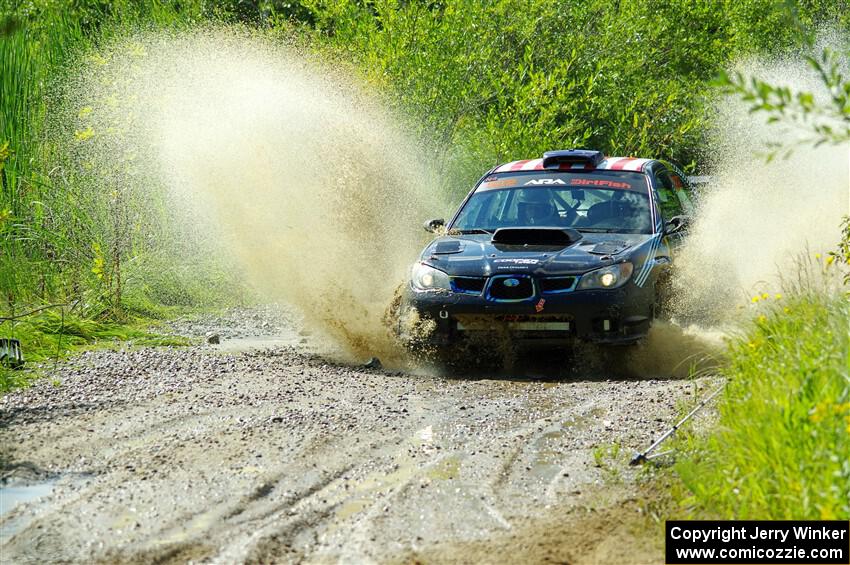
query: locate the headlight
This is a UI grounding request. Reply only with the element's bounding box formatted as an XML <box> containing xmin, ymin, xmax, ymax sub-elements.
<box><xmin>576</xmin><ymin>262</ymin><xmax>634</xmax><ymax>290</ymax></box>
<box><xmin>411</xmin><ymin>263</ymin><xmax>451</xmax><ymax>291</ymax></box>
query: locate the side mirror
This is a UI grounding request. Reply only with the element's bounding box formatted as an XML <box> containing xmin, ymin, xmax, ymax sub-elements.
<box><xmin>663</xmin><ymin>215</ymin><xmax>691</xmax><ymax>235</ymax></box>
<box><xmin>423</xmin><ymin>218</ymin><xmax>445</xmax><ymax>233</ymax></box>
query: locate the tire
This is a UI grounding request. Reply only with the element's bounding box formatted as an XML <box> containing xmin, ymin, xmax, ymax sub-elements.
<box><xmin>653</xmin><ymin>271</ymin><xmax>674</xmax><ymax>322</ymax></box>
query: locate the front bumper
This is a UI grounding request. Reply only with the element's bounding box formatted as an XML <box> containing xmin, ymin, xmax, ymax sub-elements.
<box><xmin>400</xmin><ymin>281</ymin><xmax>654</xmax><ymax>346</ymax></box>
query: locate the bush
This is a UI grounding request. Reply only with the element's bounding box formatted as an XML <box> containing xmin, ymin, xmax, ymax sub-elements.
<box><xmin>302</xmin><ymin>0</ymin><xmax>850</xmax><ymax>195</ymax></box>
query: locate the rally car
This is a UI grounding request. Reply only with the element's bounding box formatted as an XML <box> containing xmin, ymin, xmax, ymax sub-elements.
<box><xmin>397</xmin><ymin>149</ymin><xmax>695</xmax><ymax>348</ymax></box>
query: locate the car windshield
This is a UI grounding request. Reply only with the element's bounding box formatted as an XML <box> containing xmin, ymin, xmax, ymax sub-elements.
<box><xmin>451</xmin><ymin>172</ymin><xmax>653</xmax><ymax>234</ymax></box>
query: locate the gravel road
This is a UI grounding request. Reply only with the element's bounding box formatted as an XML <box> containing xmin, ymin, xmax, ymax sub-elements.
<box><xmin>0</xmin><ymin>307</ymin><xmax>719</xmax><ymax>564</ymax></box>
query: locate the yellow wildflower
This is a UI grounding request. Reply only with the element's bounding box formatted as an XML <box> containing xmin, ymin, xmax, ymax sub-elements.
<box><xmin>129</xmin><ymin>42</ymin><xmax>147</xmax><ymax>58</ymax></box>
<box><xmin>761</xmin><ymin>292</ymin><xmax>769</xmax><ymax>300</ymax></box>
<box><xmin>751</xmin><ymin>296</ymin><xmax>760</xmax><ymax>303</ymax></box>
<box><xmin>74</xmin><ymin>126</ymin><xmax>94</xmax><ymax>141</ymax></box>
<box><xmin>826</xmin><ymin>255</ymin><xmax>835</xmax><ymax>266</ymax></box>
<box><xmin>815</xmin><ymin>253</ymin><xmax>822</xmax><ymax>259</ymax></box>
<box><xmin>774</xmin><ymin>293</ymin><xmax>782</xmax><ymax>300</ymax></box>
<box><xmin>757</xmin><ymin>314</ymin><xmax>767</xmax><ymax>323</ymax></box>
<box><xmin>820</xmin><ymin>507</ymin><xmax>837</xmax><ymax>520</ymax></box>
<box><xmin>88</xmin><ymin>53</ymin><xmax>107</xmax><ymax>66</ymax></box>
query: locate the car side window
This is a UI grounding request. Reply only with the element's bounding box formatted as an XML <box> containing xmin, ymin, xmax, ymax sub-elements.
<box><xmin>654</xmin><ymin>169</ymin><xmax>684</xmax><ymax>220</ymax></box>
<box><xmin>455</xmin><ymin>189</ymin><xmax>509</xmax><ymax>229</ymax></box>
<box><xmin>667</xmin><ymin>171</ymin><xmax>695</xmax><ymax>214</ymax></box>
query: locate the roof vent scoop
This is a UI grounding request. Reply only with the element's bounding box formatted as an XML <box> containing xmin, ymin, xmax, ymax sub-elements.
<box><xmin>542</xmin><ymin>149</ymin><xmax>604</xmax><ymax>170</ymax></box>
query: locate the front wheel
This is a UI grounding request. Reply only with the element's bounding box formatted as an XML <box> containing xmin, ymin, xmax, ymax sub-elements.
<box><xmin>653</xmin><ymin>272</ymin><xmax>675</xmax><ymax>322</ymax></box>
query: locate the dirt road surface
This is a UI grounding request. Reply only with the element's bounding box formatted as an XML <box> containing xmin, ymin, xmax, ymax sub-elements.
<box><xmin>0</xmin><ymin>308</ymin><xmax>717</xmax><ymax>564</ymax></box>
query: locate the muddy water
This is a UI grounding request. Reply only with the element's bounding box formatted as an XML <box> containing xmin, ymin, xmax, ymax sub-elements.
<box><xmin>0</xmin><ymin>480</ymin><xmax>57</xmax><ymax>543</ymax></box>
<box><xmin>61</xmin><ymin>29</ymin><xmax>446</xmax><ymax>363</ymax></box>
<box><xmin>0</xmin><ymin>312</ymin><xmax>718</xmax><ymax>564</ymax></box>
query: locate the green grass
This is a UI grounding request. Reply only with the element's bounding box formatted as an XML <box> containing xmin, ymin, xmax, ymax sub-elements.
<box><xmin>0</xmin><ymin>309</ymin><xmax>191</xmax><ymax>392</ymax></box>
<box><xmin>1</xmin><ymin>1</ymin><xmax>242</xmax><ymax>393</ymax></box>
<box><xmin>676</xmin><ymin>269</ymin><xmax>850</xmax><ymax>519</ymax></box>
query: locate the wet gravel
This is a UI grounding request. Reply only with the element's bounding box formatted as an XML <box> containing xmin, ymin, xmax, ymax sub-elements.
<box><xmin>0</xmin><ymin>308</ymin><xmax>719</xmax><ymax>564</ymax></box>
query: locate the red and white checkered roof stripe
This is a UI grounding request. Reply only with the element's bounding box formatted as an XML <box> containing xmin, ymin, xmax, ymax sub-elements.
<box><xmin>493</xmin><ymin>156</ymin><xmax>651</xmax><ymax>173</ymax></box>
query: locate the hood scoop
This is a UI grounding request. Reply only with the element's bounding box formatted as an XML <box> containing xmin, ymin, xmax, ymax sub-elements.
<box><xmin>491</xmin><ymin>227</ymin><xmax>582</xmax><ymax>247</ymax></box>
<box><xmin>587</xmin><ymin>240</ymin><xmax>631</xmax><ymax>255</ymax></box>
<box><xmin>432</xmin><ymin>240</ymin><xmax>464</xmax><ymax>254</ymax></box>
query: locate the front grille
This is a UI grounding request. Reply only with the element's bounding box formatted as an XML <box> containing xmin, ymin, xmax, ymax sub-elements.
<box><xmin>540</xmin><ymin>276</ymin><xmax>578</xmax><ymax>293</ymax></box>
<box><xmin>488</xmin><ymin>275</ymin><xmax>534</xmax><ymax>301</ymax></box>
<box><xmin>452</xmin><ymin>276</ymin><xmax>486</xmax><ymax>294</ymax></box>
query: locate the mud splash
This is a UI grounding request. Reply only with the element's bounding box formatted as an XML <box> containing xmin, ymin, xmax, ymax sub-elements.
<box><xmin>630</xmin><ymin>46</ymin><xmax>849</xmax><ymax>376</ymax></box>
<box><xmin>62</xmin><ymin>29</ymin><xmax>446</xmax><ymax>362</ymax></box>
<box><xmin>673</xmin><ymin>49</ymin><xmax>849</xmax><ymax>323</ymax></box>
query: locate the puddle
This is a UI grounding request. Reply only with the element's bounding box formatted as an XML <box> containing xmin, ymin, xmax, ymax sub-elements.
<box><xmin>0</xmin><ymin>479</ymin><xmax>58</xmax><ymax>543</ymax></box>
<box><xmin>0</xmin><ymin>480</ymin><xmax>58</xmax><ymax>517</ymax></box>
<box><xmin>335</xmin><ymin>498</ymin><xmax>370</xmax><ymax>520</ymax></box>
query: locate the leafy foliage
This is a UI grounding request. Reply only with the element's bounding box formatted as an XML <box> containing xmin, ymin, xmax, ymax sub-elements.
<box><xmin>832</xmin><ymin>216</ymin><xmax>850</xmax><ymax>284</ymax></box>
<box><xmin>299</xmin><ymin>0</ymin><xmax>849</xmax><ymax>194</ymax></box>
<box><xmin>718</xmin><ymin>47</ymin><xmax>850</xmax><ymax>157</ymax></box>
<box><xmin>677</xmin><ymin>282</ymin><xmax>850</xmax><ymax>519</ymax></box>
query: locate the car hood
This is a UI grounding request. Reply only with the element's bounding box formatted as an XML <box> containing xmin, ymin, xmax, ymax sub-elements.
<box><xmin>419</xmin><ymin>232</ymin><xmax>654</xmax><ymax>277</ymax></box>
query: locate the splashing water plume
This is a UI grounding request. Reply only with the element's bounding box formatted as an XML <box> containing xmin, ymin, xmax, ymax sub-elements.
<box><xmin>673</xmin><ymin>50</ymin><xmax>849</xmax><ymax>322</ymax></box>
<box><xmin>62</xmin><ymin>29</ymin><xmax>847</xmax><ymax>374</ymax></box>
<box><xmin>65</xmin><ymin>29</ymin><xmax>444</xmax><ymax>362</ymax></box>
<box><xmin>630</xmin><ymin>46</ymin><xmax>849</xmax><ymax>374</ymax></box>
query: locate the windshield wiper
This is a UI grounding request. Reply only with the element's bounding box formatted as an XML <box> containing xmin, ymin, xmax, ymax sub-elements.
<box><xmin>456</xmin><ymin>228</ymin><xmax>493</xmax><ymax>234</ymax></box>
<box><xmin>575</xmin><ymin>227</ymin><xmax>620</xmax><ymax>233</ymax></box>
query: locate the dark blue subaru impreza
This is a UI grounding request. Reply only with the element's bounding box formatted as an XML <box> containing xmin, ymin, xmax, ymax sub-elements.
<box><xmin>397</xmin><ymin>149</ymin><xmax>695</xmax><ymax>348</ymax></box>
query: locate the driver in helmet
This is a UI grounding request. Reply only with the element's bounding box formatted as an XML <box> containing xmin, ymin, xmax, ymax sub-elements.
<box><xmin>516</xmin><ymin>189</ymin><xmax>560</xmax><ymax>226</ymax></box>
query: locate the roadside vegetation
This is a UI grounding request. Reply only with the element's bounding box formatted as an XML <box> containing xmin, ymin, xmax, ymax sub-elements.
<box><xmin>673</xmin><ymin>46</ymin><xmax>850</xmax><ymax>520</ymax></box>
<box><xmin>1</xmin><ymin>1</ymin><xmax>240</xmax><ymax>384</ymax></box>
<box><xmin>677</xmin><ymin>257</ymin><xmax>849</xmax><ymax>519</ymax></box>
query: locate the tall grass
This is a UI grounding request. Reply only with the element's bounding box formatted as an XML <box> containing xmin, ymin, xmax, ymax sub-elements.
<box><xmin>1</xmin><ymin>2</ymin><xmax>237</xmax><ymax>388</ymax></box>
<box><xmin>0</xmin><ymin>1</ymin><xmax>219</xmax><ymax>316</ymax></box>
<box><xmin>1</xmin><ymin>8</ymin><xmax>85</xmax><ymax>309</ymax></box>
<box><xmin>677</xmin><ymin>260</ymin><xmax>850</xmax><ymax>519</ymax></box>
